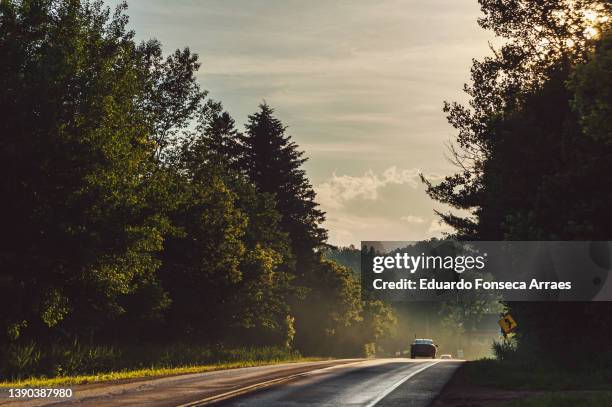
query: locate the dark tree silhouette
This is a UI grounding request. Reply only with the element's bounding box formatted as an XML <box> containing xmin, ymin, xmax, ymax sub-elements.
<box><xmin>422</xmin><ymin>0</ymin><xmax>612</xmax><ymax>364</ymax></box>
<box><xmin>238</xmin><ymin>103</ymin><xmax>328</xmax><ymax>268</ymax></box>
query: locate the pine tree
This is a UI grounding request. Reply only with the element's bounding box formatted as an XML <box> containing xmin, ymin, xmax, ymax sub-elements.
<box><xmin>238</xmin><ymin>103</ymin><xmax>327</xmax><ymax>268</ymax></box>
<box><xmin>189</xmin><ymin>100</ymin><xmax>242</xmax><ymax>170</ymax></box>
<box><xmin>158</xmin><ymin>101</ymin><xmax>296</xmax><ymax>344</ymax></box>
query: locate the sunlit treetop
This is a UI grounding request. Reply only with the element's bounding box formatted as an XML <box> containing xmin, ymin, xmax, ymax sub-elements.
<box><xmin>477</xmin><ymin>0</ymin><xmax>611</xmax><ymax>88</ymax></box>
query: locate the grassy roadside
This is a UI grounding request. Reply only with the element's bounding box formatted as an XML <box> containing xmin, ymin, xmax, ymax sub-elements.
<box><xmin>433</xmin><ymin>359</ymin><xmax>612</xmax><ymax>406</ymax></box>
<box><xmin>461</xmin><ymin>359</ymin><xmax>612</xmax><ymax>391</ymax></box>
<box><xmin>0</xmin><ymin>357</ymin><xmax>323</xmax><ymax>388</ymax></box>
<box><xmin>0</xmin><ymin>343</ymin><xmax>324</xmax><ymax>388</ymax></box>
<box><xmin>499</xmin><ymin>392</ymin><xmax>612</xmax><ymax>407</ymax></box>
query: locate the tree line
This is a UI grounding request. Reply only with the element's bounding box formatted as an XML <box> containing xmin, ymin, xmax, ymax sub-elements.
<box><xmin>0</xmin><ymin>0</ymin><xmax>395</xmax><ymax>365</ymax></box>
<box><xmin>423</xmin><ymin>0</ymin><xmax>612</xmax><ymax>366</ymax></box>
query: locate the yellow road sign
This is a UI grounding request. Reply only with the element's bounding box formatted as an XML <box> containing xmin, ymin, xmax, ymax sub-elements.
<box><xmin>498</xmin><ymin>314</ymin><xmax>517</xmax><ymax>334</ymax></box>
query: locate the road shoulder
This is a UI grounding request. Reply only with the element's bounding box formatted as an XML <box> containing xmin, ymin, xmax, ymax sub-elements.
<box><xmin>0</xmin><ymin>359</ymin><xmax>364</xmax><ymax>407</ymax></box>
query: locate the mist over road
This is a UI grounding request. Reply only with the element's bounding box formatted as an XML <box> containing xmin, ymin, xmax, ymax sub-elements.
<box><xmin>1</xmin><ymin>359</ymin><xmax>461</xmax><ymax>407</ymax></box>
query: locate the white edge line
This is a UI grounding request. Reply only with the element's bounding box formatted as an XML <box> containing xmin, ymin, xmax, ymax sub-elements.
<box><xmin>175</xmin><ymin>360</ymin><xmax>367</xmax><ymax>407</ymax></box>
<box><xmin>365</xmin><ymin>361</ymin><xmax>440</xmax><ymax>407</ymax></box>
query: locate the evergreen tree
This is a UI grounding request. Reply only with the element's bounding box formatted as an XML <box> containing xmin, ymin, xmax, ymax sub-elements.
<box><xmin>159</xmin><ymin>103</ymin><xmax>296</xmax><ymax>344</ymax></box>
<box><xmin>191</xmin><ymin>99</ymin><xmax>242</xmax><ymax>170</ymax></box>
<box><xmin>237</xmin><ymin>104</ymin><xmax>391</xmax><ymax>354</ymax></box>
<box><xmin>238</xmin><ymin>103</ymin><xmax>327</xmax><ymax>268</ymax></box>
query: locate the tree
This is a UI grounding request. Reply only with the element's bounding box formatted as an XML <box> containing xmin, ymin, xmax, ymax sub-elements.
<box><xmin>0</xmin><ymin>0</ymin><xmax>152</xmax><ymax>342</ymax></box>
<box><xmin>157</xmin><ymin>102</ymin><xmax>296</xmax><ymax>345</ymax></box>
<box><xmin>235</xmin><ymin>104</ymin><xmax>397</xmax><ymax>355</ymax></box>
<box><xmin>0</xmin><ymin>0</ymin><xmax>396</xmax><ymax>364</ymax></box>
<box><xmin>569</xmin><ymin>30</ymin><xmax>612</xmax><ymax>144</ymax></box>
<box><xmin>323</xmin><ymin>245</ymin><xmax>361</xmax><ymax>277</ymax></box>
<box><xmin>421</xmin><ymin>0</ymin><xmax>612</xmax><ymax>364</ymax></box>
<box><xmin>422</xmin><ymin>0</ymin><xmax>610</xmax><ymax>240</ymax></box>
<box><xmin>192</xmin><ymin>100</ymin><xmax>242</xmax><ymax>170</ymax></box>
<box><xmin>291</xmin><ymin>260</ymin><xmax>362</xmax><ymax>354</ymax></box>
<box><xmin>0</xmin><ymin>0</ymin><xmax>207</xmax><ymax>344</ymax></box>
<box><xmin>238</xmin><ymin>103</ymin><xmax>327</xmax><ymax>267</ymax></box>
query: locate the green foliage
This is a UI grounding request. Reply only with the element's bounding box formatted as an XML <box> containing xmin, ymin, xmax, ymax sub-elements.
<box><xmin>462</xmin><ymin>358</ymin><xmax>612</xmax><ymax>391</ymax></box>
<box><xmin>323</xmin><ymin>245</ymin><xmax>361</xmax><ymax>277</ymax></box>
<box><xmin>293</xmin><ymin>260</ymin><xmax>396</xmax><ymax>357</ymax></box>
<box><xmin>293</xmin><ymin>259</ymin><xmax>363</xmax><ymax>354</ymax></box>
<box><xmin>569</xmin><ymin>31</ymin><xmax>612</xmax><ymax>143</ymax></box>
<box><xmin>158</xmin><ymin>100</ymin><xmax>296</xmax><ymax>345</ymax></box>
<box><xmin>0</xmin><ymin>0</ymin><xmax>396</xmax><ymax>382</ymax></box>
<box><xmin>238</xmin><ymin>103</ymin><xmax>328</xmax><ymax>260</ymax></box>
<box><xmin>232</xmin><ymin>104</ymin><xmax>388</xmax><ymax>354</ymax></box>
<box><xmin>422</xmin><ymin>0</ymin><xmax>612</xmax><ymax>366</ymax></box>
<box><xmin>159</xmin><ymin>171</ymin><xmax>247</xmax><ymax>336</ymax></box>
<box><xmin>4</xmin><ymin>343</ymin><xmax>42</xmax><ymax>380</ymax></box>
<box><xmin>0</xmin><ymin>0</ymin><xmax>180</xmax><ymax>339</ymax></box>
<box><xmin>499</xmin><ymin>393</ymin><xmax>612</xmax><ymax>407</ymax></box>
<box><xmin>359</xmin><ymin>300</ymin><xmax>397</xmax><ymax>355</ymax></box>
<box><xmin>492</xmin><ymin>337</ymin><xmax>517</xmax><ymax>361</ymax></box>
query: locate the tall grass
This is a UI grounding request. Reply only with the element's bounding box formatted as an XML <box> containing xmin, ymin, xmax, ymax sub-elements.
<box><xmin>0</xmin><ymin>342</ymin><xmax>303</xmax><ymax>383</ymax></box>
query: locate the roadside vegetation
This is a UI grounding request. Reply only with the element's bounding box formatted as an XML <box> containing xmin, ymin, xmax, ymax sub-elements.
<box><xmin>436</xmin><ymin>351</ymin><xmax>612</xmax><ymax>406</ymax></box>
<box><xmin>499</xmin><ymin>393</ymin><xmax>612</xmax><ymax>407</ymax></box>
<box><xmin>462</xmin><ymin>358</ymin><xmax>612</xmax><ymax>391</ymax></box>
<box><xmin>0</xmin><ymin>344</ymin><xmax>314</xmax><ymax>387</ymax></box>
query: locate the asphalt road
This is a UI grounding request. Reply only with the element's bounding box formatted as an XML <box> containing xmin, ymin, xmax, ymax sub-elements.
<box><xmin>1</xmin><ymin>359</ymin><xmax>461</xmax><ymax>407</ymax></box>
<box><xmin>218</xmin><ymin>359</ymin><xmax>462</xmax><ymax>407</ymax></box>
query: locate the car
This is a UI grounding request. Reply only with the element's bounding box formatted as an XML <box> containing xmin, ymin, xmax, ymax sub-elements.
<box><xmin>410</xmin><ymin>338</ymin><xmax>437</xmax><ymax>359</ymax></box>
<box><xmin>440</xmin><ymin>354</ymin><xmax>453</xmax><ymax>359</ymax></box>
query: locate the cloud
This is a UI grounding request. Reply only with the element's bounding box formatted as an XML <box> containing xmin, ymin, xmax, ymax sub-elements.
<box><xmin>325</xmin><ymin>214</ymin><xmax>430</xmax><ymax>247</ymax></box>
<box><xmin>315</xmin><ymin>167</ymin><xmax>421</xmax><ymax>209</ymax></box>
<box><xmin>427</xmin><ymin>219</ymin><xmax>454</xmax><ymax>236</ymax></box>
<box><xmin>400</xmin><ymin>215</ymin><xmax>426</xmax><ymax>224</ymax></box>
<box><xmin>314</xmin><ymin>167</ymin><xmax>460</xmax><ymax>246</ymax></box>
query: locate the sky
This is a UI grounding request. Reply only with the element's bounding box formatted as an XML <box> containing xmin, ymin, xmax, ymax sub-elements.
<box><xmin>107</xmin><ymin>0</ymin><xmax>495</xmax><ymax>247</ymax></box>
